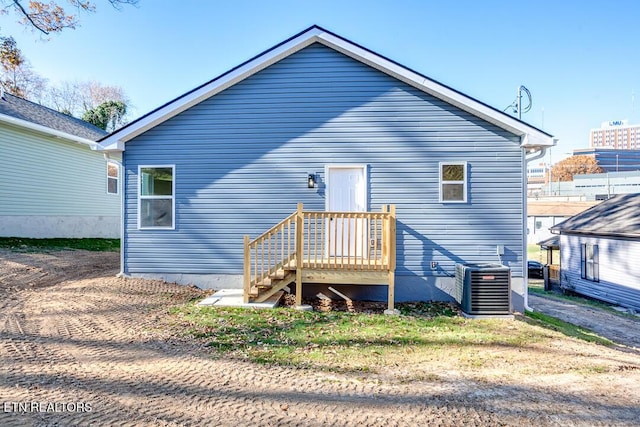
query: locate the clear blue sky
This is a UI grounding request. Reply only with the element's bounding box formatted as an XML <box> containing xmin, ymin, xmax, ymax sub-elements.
<box><xmin>3</xmin><ymin>0</ymin><xmax>640</xmax><ymax>162</ymax></box>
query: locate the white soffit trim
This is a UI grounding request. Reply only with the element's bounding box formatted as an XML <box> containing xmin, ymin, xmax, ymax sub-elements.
<box><xmin>317</xmin><ymin>32</ymin><xmax>553</xmax><ymax>146</ymax></box>
<box><xmin>100</xmin><ymin>26</ymin><xmax>554</xmax><ymax>151</ymax></box>
<box><xmin>100</xmin><ymin>28</ymin><xmax>326</xmax><ymax>150</ymax></box>
<box><xmin>521</xmin><ymin>133</ymin><xmax>558</xmax><ymax>149</ymax></box>
<box><xmin>0</xmin><ymin>112</ymin><xmax>99</xmax><ymax>149</ymax></box>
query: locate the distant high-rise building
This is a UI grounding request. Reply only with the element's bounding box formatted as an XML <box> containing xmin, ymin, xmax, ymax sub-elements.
<box><xmin>573</xmin><ymin>148</ymin><xmax>640</xmax><ymax>173</ymax></box>
<box><xmin>590</xmin><ymin>120</ymin><xmax>640</xmax><ymax>149</ymax></box>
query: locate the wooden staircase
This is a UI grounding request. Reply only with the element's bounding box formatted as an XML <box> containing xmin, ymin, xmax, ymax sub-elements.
<box><xmin>247</xmin><ymin>256</ymin><xmax>297</xmax><ymax>303</ymax></box>
<box><xmin>244</xmin><ymin>203</ymin><xmax>396</xmax><ymax>309</ymax></box>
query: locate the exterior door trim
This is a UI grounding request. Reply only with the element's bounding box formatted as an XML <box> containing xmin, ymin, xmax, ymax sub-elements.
<box><xmin>324</xmin><ymin>164</ymin><xmax>368</xmax><ymax>258</ymax></box>
<box><xmin>324</xmin><ymin>164</ymin><xmax>368</xmax><ymax>213</ymax></box>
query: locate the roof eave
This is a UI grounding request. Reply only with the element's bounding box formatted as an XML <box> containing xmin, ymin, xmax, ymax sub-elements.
<box><xmin>100</xmin><ymin>26</ymin><xmax>556</xmax><ymax>150</ymax></box>
<box><xmin>520</xmin><ymin>133</ymin><xmax>557</xmax><ymax>150</ymax></box>
<box><xmin>99</xmin><ymin>28</ymin><xmax>325</xmax><ymax>150</ymax></box>
<box><xmin>317</xmin><ymin>31</ymin><xmax>556</xmax><ymax>148</ymax></box>
<box><xmin>0</xmin><ymin>112</ymin><xmax>99</xmax><ymax>149</ymax></box>
<box><xmin>552</xmin><ymin>229</ymin><xmax>640</xmax><ymax>240</ymax></box>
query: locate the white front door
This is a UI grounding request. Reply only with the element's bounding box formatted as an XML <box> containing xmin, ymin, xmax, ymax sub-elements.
<box><xmin>326</xmin><ymin>165</ymin><xmax>367</xmax><ymax>258</ymax></box>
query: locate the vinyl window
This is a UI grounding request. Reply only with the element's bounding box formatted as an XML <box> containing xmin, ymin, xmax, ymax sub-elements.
<box><xmin>138</xmin><ymin>166</ymin><xmax>175</xmax><ymax>229</ymax></box>
<box><xmin>107</xmin><ymin>161</ymin><xmax>119</xmax><ymax>195</ymax></box>
<box><xmin>439</xmin><ymin>162</ymin><xmax>467</xmax><ymax>203</ymax></box>
<box><xmin>580</xmin><ymin>243</ymin><xmax>599</xmax><ymax>282</ymax></box>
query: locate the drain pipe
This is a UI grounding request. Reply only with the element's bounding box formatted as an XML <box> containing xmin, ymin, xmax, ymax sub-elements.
<box><xmin>104</xmin><ymin>152</ymin><xmax>126</xmax><ymax>277</ymax></box>
<box><xmin>523</xmin><ymin>145</ymin><xmax>550</xmax><ymax>312</ymax></box>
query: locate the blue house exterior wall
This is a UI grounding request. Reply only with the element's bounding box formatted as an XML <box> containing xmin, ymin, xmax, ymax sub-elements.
<box><xmin>123</xmin><ymin>43</ymin><xmax>526</xmax><ymax>309</ymax></box>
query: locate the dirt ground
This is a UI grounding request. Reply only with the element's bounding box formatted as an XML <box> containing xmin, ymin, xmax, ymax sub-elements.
<box><xmin>1</xmin><ymin>250</ymin><xmax>640</xmax><ymax>426</ymax></box>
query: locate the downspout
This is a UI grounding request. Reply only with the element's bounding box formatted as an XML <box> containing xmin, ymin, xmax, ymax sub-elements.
<box><xmin>523</xmin><ymin>146</ymin><xmax>549</xmax><ymax>311</ymax></box>
<box><xmin>104</xmin><ymin>152</ymin><xmax>126</xmax><ymax>277</ymax></box>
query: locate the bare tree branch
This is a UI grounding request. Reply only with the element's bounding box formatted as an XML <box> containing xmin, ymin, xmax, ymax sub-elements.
<box><xmin>11</xmin><ymin>0</ymin><xmax>49</xmax><ymax>34</ymax></box>
<box><xmin>3</xmin><ymin>0</ymin><xmax>138</xmax><ymax>36</ymax></box>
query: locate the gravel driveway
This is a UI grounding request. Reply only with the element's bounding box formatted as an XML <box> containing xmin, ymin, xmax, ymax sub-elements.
<box><xmin>529</xmin><ymin>294</ymin><xmax>640</xmax><ymax>350</ymax></box>
<box><xmin>1</xmin><ymin>250</ymin><xmax>639</xmax><ymax>426</ymax></box>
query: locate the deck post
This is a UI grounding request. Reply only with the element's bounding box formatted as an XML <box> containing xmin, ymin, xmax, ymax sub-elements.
<box><xmin>295</xmin><ymin>202</ymin><xmax>304</xmax><ymax>306</ymax></box>
<box><xmin>243</xmin><ymin>235</ymin><xmax>250</xmax><ymax>303</ymax></box>
<box><xmin>381</xmin><ymin>205</ymin><xmax>388</xmax><ymax>265</ymax></box>
<box><xmin>386</xmin><ymin>205</ymin><xmax>397</xmax><ymax>314</ymax></box>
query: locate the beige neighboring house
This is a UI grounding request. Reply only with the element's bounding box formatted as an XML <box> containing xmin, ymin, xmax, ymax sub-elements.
<box><xmin>0</xmin><ymin>93</ymin><xmax>120</xmax><ymax>238</ymax></box>
<box><xmin>527</xmin><ymin>201</ymin><xmax>598</xmax><ymax>245</ymax></box>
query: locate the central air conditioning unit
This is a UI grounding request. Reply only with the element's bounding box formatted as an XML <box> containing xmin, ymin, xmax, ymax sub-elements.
<box><xmin>454</xmin><ymin>263</ymin><xmax>511</xmax><ymax>317</ymax></box>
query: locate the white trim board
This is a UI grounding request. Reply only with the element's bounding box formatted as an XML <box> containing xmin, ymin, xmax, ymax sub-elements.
<box><xmin>0</xmin><ymin>113</ymin><xmax>99</xmax><ymax>149</ymax></box>
<box><xmin>137</xmin><ymin>164</ymin><xmax>176</xmax><ymax>230</ymax></box>
<box><xmin>99</xmin><ymin>26</ymin><xmax>555</xmax><ymax>152</ymax></box>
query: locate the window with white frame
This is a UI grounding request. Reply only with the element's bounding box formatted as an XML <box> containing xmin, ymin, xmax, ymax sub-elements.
<box><xmin>107</xmin><ymin>161</ymin><xmax>119</xmax><ymax>195</ymax></box>
<box><xmin>581</xmin><ymin>243</ymin><xmax>599</xmax><ymax>282</ymax></box>
<box><xmin>139</xmin><ymin>166</ymin><xmax>174</xmax><ymax>229</ymax></box>
<box><xmin>439</xmin><ymin>162</ymin><xmax>467</xmax><ymax>203</ymax></box>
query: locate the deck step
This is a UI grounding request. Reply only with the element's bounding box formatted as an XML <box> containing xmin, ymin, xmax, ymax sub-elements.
<box><xmin>270</xmin><ymin>269</ymin><xmax>285</xmax><ymax>280</ymax></box>
<box><xmin>256</xmin><ymin>277</ymin><xmax>273</xmax><ymax>288</ymax></box>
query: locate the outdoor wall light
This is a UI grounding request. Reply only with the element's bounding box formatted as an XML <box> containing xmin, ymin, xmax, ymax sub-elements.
<box><xmin>308</xmin><ymin>173</ymin><xmax>316</xmax><ymax>188</ymax></box>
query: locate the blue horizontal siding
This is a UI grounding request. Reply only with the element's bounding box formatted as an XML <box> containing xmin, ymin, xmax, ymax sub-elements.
<box><xmin>123</xmin><ymin>43</ymin><xmax>524</xmax><ymax>278</ymax></box>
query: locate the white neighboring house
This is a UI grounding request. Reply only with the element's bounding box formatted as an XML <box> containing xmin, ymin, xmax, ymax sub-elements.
<box><xmin>0</xmin><ymin>93</ymin><xmax>120</xmax><ymax>238</ymax></box>
<box><xmin>551</xmin><ymin>193</ymin><xmax>640</xmax><ymax>312</ymax></box>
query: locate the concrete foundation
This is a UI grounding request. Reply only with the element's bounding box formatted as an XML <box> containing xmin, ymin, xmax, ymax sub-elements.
<box><xmin>128</xmin><ymin>272</ymin><xmax>525</xmax><ymax>313</ymax></box>
<box><xmin>0</xmin><ymin>215</ymin><xmax>120</xmax><ymax>238</ymax></box>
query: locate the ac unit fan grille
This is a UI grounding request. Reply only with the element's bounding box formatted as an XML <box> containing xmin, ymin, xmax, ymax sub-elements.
<box><xmin>455</xmin><ymin>264</ymin><xmax>511</xmax><ymax>315</ymax></box>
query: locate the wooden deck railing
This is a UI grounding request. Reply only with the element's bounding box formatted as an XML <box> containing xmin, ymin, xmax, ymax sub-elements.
<box><xmin>243</xmin><ymin>212</ymin><xmax>297</xmax><ymax>303</ymax></box>
<box><xmin>244</xmin><ymin>203</ymin><xmax>396</xmax><ymax>304</ymax></box>
<box><xmin>300</xmin><ymin>207</ymin><xmax>395</xmax><ymax>270</ymax></box>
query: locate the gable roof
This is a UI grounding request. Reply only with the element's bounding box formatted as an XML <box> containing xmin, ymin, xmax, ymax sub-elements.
<box><xmin>0</xmin><ymin>92</ymin><xmax>106</xmax><ymax>146</ymax></box>
<box><xmin>550</xmin><ymin>193</ymin><xmax>640</xmax><ymax>238</ymax></box>
<box><xmin>99</xmin><ymin>25</ymin><xmax>555</xmax><ymax>152</ymax></box>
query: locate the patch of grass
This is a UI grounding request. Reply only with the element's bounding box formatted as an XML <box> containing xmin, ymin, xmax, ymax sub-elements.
<box><xmin>527</xmin><ymin>244</ymin><xmax>545</xmax><ymax>263</ymax></box>
<box><xmin>525</xmin><ymin>310</ymin><xmax>613</xmax><ymax>346</ymax></box>
<box><xmin>171</xmin><ymin>302</ymin><xmax>566</xmax><ymax>372</ymax></box>
<box><xmin>527</xmin><ymin>279</ymin><xmax>545</xmax><ymax>292</ymax></box>
<box><xmin>0</xmin><ymin>238</ymin><xmax>120</xmax><ymax>252</ymax></box>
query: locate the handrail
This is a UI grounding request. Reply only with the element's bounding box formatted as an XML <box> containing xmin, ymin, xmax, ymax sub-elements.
<box><xmin>244</xmin><ymin>204</ymin><xmax>396</xmax><ymax>303</ymax></box>
<box><xmin>243</xmin><ymin>211</ymin><xmax>297</xmax><ymax>303</ymax></box>
<box><xmin>248</xmin><ymin>211</ymin><xmax>297</xmax><ymax>247</ymax></box>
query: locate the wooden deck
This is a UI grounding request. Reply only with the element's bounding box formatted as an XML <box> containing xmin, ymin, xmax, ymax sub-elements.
<box><xmin>243</xmin><ymin>203</ymin><xmax>396</xmax><ymax>309</ymax></box>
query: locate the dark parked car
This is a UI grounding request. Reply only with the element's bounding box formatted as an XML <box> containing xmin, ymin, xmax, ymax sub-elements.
<box><xmin>527</xmin><ymin>260</ymin><xmax>545</xmax><ymax>279</ymax></box>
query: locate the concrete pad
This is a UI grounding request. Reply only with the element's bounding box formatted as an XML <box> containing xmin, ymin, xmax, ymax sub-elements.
<box><xmin>197</xmin><ymin>288</ymin><xmax>284</xmax><ymax>309</ymax></box>
<box><xmin>612</xmin><ymin>306</ymin><xmax>639</xmax><ymax>316</ymax></box>
<box><xmin>461</xmin><ymin>312</ymin><xmax>514</xmax><ymax>320</ymax></box>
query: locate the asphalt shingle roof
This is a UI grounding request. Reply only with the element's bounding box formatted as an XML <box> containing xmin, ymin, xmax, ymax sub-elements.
<box><xmin>0</xmin><ymin>92</ymin><xmax>107</xmax><ymax>141</ymax></box>
<box><xmin>551</xmin><ymin>193</ymin><xmax>640</xmax><ymax>238</ymax></box>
